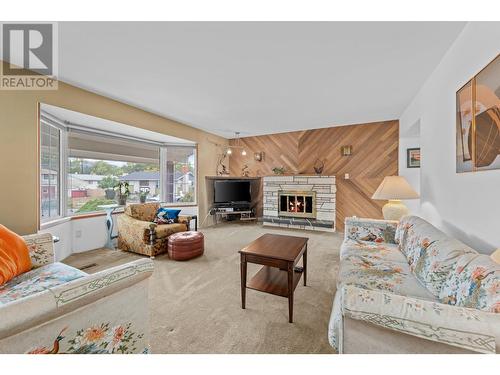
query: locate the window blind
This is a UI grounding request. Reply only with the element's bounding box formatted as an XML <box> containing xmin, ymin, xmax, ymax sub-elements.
<box><xmin>68</xmin><ymin>129</ymin><xmax>160</xmax><ymax>164</ymax></box>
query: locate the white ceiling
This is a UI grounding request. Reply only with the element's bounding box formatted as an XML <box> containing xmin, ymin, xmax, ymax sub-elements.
<box><xmin>57</xmin><ymin>22</ymin><xmax>466</xmax><ymax>138</ymax></box>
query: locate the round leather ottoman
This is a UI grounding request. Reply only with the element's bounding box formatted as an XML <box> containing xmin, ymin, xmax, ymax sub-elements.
<box><xmin>167</xmin><ymin>231</ymin><xmax>204</xmax><ymax>261</ymax></box>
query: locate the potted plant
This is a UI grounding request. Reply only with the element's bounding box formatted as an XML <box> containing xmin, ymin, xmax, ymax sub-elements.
<box><xmin>139</xmin><ymin>188</ymin><xmax>149</xmax><ymax>203</ymax></box>
<box><xmin>115</xmin><ymin>181</ymin><xmax>130</xmax><ymax>205</ymax></box>
<box><xmin>272</xmin><ymin>166</ymin><xmax>285</xmax><ymax>175</ymax></box>
<box><xmin>98</xmin><ymin>175</ymin><xmax>119</xmax><ymax>199</ymax></box>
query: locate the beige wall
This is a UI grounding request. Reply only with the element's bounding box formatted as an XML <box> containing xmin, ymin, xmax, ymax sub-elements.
<box><xmin>0</xmin><ymin>77</ymin><xmax>227</xmax><ymax>234</ymax></box>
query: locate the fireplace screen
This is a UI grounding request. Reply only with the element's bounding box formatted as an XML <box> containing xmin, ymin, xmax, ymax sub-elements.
<box><xmin>278</xmin><ymin>191</ymin><xmax>316</xmax><ymax>219</ymax></box>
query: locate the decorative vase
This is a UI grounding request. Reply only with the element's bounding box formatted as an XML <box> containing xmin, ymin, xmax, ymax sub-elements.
<box><xmin>140</xmin><ymin>195</ymin><xmax>147</xmax><ymax>203</ymax></box>
<box><xmin>118</xmin><ymin>196</ymin><xmax>127</xmax><ymax>206</ymax></box>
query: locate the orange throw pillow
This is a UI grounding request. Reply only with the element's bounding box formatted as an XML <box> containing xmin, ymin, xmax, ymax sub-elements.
<box><xmin>0</xmin><ymin>225</ymin><xmax>32</xmax><ymax>285</ymax></box>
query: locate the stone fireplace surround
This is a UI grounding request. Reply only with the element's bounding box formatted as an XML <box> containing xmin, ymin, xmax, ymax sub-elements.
<box><xmin>262</xmin><ymin>175</ymin><xmax>336</xmax><ymax>232</ymax></box>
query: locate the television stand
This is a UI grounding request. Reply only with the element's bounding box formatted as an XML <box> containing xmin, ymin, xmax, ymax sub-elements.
<box><xmin>213</xmin><ymin>208</ymin><xmax>256</xmax><ymax>225</ymax></box>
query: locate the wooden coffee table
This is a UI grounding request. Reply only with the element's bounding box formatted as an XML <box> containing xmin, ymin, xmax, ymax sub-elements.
<box><xmin>239</xmin><ymin>233</ymin><xmax>308</xmax><ymax>323</ymax></box>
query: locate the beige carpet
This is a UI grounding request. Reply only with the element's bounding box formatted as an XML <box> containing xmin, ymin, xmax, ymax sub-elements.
<box><xmin>63</xmin><ymin>223</ymin><xmax>342</xmax><ymax>353</ymax></box>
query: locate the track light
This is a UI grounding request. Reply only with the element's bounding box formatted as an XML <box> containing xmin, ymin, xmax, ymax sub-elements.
<box><xmin>241</xmin><ymin>150</ymin><xmax>247</xmax><ymax>156</ymax></box>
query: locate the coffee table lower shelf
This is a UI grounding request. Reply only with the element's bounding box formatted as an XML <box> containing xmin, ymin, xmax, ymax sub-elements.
<box><xmin>246</xmin><ymin>266</ymin><xmax>302</xmax><ymax>298</ymax></box>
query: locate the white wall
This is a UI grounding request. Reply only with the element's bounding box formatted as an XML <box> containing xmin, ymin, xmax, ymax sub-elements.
<box><xmin>39</xmin><ymin>219</ymin><xmax>73</xmax><ymax>261</ymax></box>
<box><xmin>399</xmin><ymin>119</ymin><xmax>421</xmax><ymax>214</ymax></box>
<box><xmin>72</xmin><ymin>216</ymin><xmax>110</xmax><ymax>253</ymax></box>
<box><xmin>39</xmin><ymin>216</ymin><xmax>109</xmax><ymax>261</ymax></box>
<box><xmin>399</xmin><ymin>22</ymin><xmax>500</xmax><ymax>254</ymax></box>
<box><xmin>39</xmin><ymin>205</ymin><xmax>199</xmax><ymax>260</ymax></box>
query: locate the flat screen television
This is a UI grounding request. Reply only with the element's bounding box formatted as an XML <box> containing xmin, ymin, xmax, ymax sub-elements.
<box><xmin>214</xmin><ymin>180</ymin><xmax>251</xmax><ymax>205</ymax></box>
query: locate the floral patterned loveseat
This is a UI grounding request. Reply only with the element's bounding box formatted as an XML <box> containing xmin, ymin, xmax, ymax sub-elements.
<box><xmin>0</xmin><ymin>233</ymin><xmax>154</xmax><ymax>354</ymax></box>
<box><xmin>117</xmin><ymin>202</ymin><xmax>192</xmax><ymax>258</ymax></box>
<box><xmin>329</xmin><ymin>215</ymin><xmax>500</xmax><ymax>354</ymax></box>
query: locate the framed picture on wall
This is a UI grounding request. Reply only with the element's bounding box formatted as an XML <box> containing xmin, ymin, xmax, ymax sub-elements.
<box><xmin>456</xmin><ymin>80</ymin><xmax>473</xmax><ymax>168</ymax></box>
<box><xmin>456</xmin><ymin>54</ymin><xmax>500</xmax><ymax>173</ymax></box>
<box><xmin>407</xmin><ymin>148</ymin><xmax>421</xmax><ymax>168</ymax></box>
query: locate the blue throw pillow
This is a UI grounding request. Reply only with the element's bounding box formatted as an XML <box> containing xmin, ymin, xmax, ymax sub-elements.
<box><xmin>153</xmin><ymin>208</ymin><xmax>181</xmax><ymax>225</ymax></box>
<box><xmin>165</xmin><ymin>208</ymin><xmax>181</xmax><ymax>220</ymax></box>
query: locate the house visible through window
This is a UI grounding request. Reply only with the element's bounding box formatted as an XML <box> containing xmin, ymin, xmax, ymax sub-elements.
<box><xmin>67</xmin><ymin>130</ymin><xmax>161</xmax><ymax>214</ymax></box>
<box><xmin>68</xmin><ymin>159</ymin><xmax>160</xmax><ymax>214</ymax></box>
<box><xmin>165</xmin><ymin>146</ymin><xmax>196</xmax><ymax>204</ymax></box>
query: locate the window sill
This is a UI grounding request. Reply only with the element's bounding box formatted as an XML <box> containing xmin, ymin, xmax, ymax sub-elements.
<box><xmin>69</xmin><ymin>204</ymin><xmax>198</xmax><ymax>219</ymax></box>
<box><xmin>40</xmin><ymin>216</ymin><xmax>71</xmax><ymax>230</ymax></box>
<box><xmin>70</xmin><ymin>208</ymin><xmax>125</xmax><ymax>220</ymax></box>
<box><xmin>40</xmin><ymin>204</ymin><xmax>198</xmax><ymax>227</ymax></box>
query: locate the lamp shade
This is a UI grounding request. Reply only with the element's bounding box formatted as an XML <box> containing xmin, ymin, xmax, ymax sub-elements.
<box><xmin>372</xmin><ymin>176</ymin><xmax>419</xmax><ymax>200</ymax></box>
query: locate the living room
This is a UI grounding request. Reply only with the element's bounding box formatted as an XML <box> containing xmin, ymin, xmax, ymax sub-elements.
<box><xmin>1</xmin><ymin>2</ymin><xmax>500</xmax><ymax>373</ymax></box>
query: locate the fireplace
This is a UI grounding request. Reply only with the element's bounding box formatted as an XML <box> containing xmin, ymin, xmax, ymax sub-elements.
<box><xmin>278</xmin><ymin>191</ymin><xmax>316</xmax><ymax>219</ymax></box>
<box><xmin>263</xmin><ymin>175</ymin><xmax>335</xmax><ymax>232</ymax></box>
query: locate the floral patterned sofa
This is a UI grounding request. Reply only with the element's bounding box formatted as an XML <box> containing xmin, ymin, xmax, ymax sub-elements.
<box><xmin>117</xmin><ymin>202</ymin><xmax>192</xmax><ymax>258</ymax></box>
<box><xmin>0</xmin><ymin>232</ymin><xmax>154</xmax><ymax>354</ymax></box>
<box><xmin>329</xmin><ymin>215</ymin><xmax>500</xmax><ymax>354</ymax></box>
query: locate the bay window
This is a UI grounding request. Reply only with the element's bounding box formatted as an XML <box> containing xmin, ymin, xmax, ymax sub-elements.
<box><xmin>39</xmin><ymin>112</ymin><xmax>196</xmax><ymax>223</ymax></box>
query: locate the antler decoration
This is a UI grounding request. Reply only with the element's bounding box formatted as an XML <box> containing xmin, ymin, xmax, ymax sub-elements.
<box><xmin>313</xmin><ymin>158</ymin><xmax>325</xmax><ymax>174</ymax></box>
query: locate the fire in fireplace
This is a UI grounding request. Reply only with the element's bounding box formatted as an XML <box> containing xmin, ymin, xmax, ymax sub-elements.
<box><xmin>278</xmin><ymin>191</ymin><xmax>316</xmax><ymax>219</ymax></box>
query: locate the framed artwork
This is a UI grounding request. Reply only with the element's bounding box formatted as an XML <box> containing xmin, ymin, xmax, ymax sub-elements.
<box><xmin>456</xmin><ymin>54</ymin><xmax>500</xmax><ymax>173</ymax></box>
<box><xmin>456</xmin><ymin>80</ymin><xmax>473</xmax><ymax>169</ymax></box>
<box><xmin>407</xmin><ymin>148</ymin><xmax>420</xmax><ymax>168</ymax></box>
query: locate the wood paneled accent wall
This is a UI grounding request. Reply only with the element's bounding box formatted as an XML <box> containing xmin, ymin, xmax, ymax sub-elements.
<box><xmin>229</xmin><ymin>120</ymin><xmax>399</xmax><ymax>230</ymax></box>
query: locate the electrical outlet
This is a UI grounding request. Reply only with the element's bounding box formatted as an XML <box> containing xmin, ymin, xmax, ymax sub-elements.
<box><xmin>75</xmin><ymin>229</ymin><xmax>82</xmax><ymax>238</ymax></box>
<box><xmin>344</xmin><ymin>173</ymin><xmax>350</xmax><ymax>179</ymax></box>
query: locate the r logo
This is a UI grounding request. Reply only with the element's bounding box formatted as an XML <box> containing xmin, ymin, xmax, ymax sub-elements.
<box><xmin>2</xmin><ymin>23</ymin><xmax>54</xmax><ymax>75</ymax></box>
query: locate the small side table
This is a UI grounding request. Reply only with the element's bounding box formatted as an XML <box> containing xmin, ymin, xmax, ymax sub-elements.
<box><xmin>98</xmin><ymin>204</ymin><xmax>124</xmax><ymax>249</ymax></box>
<box><xmin>239</xmin><ymin>234</ymin><xmax>308</xmax><ymax>323</ymax></box>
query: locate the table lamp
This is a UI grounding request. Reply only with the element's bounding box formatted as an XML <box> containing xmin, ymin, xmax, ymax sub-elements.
<box><xmin>372</xmin><ymin>176</ymin><xmax>419</xmax><ymax>220</ymax></box>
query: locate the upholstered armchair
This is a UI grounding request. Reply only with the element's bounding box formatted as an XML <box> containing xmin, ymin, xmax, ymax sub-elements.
<box><xmin>117</xmin><ymin>202</ymin><xmax>191</xmax><ymax>258</ymax></box>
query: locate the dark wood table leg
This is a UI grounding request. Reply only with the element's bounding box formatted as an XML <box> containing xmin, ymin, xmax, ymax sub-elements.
<box><xmin>240</xmin><ymin>254</ymin><xmax>247</xmax><ymax>309</ymax></box>
<box><xmin>288</xmin><ymin>262</ymin><xmax>294</xmax><ymax>323</ymax></box>
<box><xmin>303</xmin><ymin>244</ymin><xmax>307</xmax><ymax>286</ymax></box>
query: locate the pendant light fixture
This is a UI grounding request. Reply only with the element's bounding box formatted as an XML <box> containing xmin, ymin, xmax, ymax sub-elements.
<box><xmin>227</xmin><ymin>132</ymin><xmax>247</xmax><ymax>156</ymax></box>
